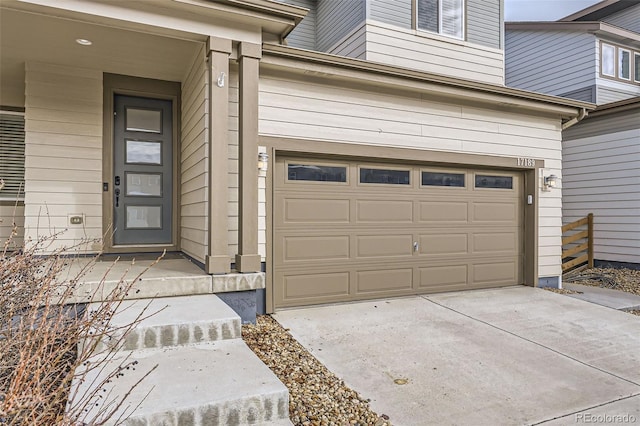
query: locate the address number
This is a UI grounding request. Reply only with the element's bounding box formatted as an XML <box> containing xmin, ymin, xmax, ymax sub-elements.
<box><xmin>517</xmin><ymin>158</ymin><xmax>535</xmax><ymax>167</ymax></box>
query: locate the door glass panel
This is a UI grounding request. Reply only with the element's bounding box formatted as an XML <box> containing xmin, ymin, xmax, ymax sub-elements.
<box><xmin>126</xmin><ymin>173</ymin><xmax>162</xmax><ymax>196</ymax></box>
<box><xmin>422</xmin><ymin>171</ymin><xmax>465</xmax><ymax>187</ymax></box>
<box><xmin>360</xmin><ymin>168</ymin><xmax>410</xmax><ymax>185</ymax></box>
<box><xmin>475</xmin><ymin>175</ymin><xmax>513</xmax><ymax>189</ymax></box>
<box><xmin>288</xmin><ymin>164</ymin><xmax>347</xmax><ymax>182</ymax></box>
<box><xmin>126</xmin><ymin>140</ymin><xmax>162</xmax><ymax>164</ymax></box>
<box><xmin>619</xmin><ymin>49</ymin><xmax>630</xmax><ymax>79</ymax></box>
<box><xmin>126</xmin><ymin>108</ymin><xmax>162</xmax><ymax>133</ymax></box>
<box><xmin>126</xmin><ymin>205</ymin><xmax>162</xmax><ymax>229</ymax></box>
<box><xmin>601</xmin><ymin>44</ymin><xmax>615</xmax><ymax>76</ymax></box>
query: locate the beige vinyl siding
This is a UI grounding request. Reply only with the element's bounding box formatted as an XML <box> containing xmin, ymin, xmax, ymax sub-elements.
<box><xmin>506</xmin><ymin>31</ymin><xmax>596</xmax><ymax>97</ymax></box>
<box><xmin>259</xmin><ymin>71</ymin><xmax>564</xmax><ymax>278</ymax></box>
<box><xmin>563</xmin><ymin>110</ymin><xmax>640</xmax><ymax>265</ymax></box>
<box><xmin>0</xmin><ymin>203</ymin><xmax>24</xmax><ymax>248</ymax></box>
<box><xmin>365</xmin><ymin>22</ymin><xmax>504</xmax><ymax>85</ymax></box>
<box><xmin>180</xmin><ymin>45</ymin><xmax>208</xmax><ymax>263</ymax></box>
<box><xmin>330</xmin><ymin>23</ymin><xmax>367</xmax><ymax>60</ymax></box>
<box><xmin>24</xmin><ymin>62</ymin><xmax>102</xmax><ymax>253</ymax></box>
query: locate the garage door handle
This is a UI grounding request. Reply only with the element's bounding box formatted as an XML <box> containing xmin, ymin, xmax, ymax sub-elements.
<box><xmin>413</xmin><ymin>242</ymin><xmax>419</xmax><ymax>252</ymax></box>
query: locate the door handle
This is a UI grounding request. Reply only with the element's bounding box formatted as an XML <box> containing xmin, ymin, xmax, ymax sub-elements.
<box><xmin>115</xmin><ymin>188</ymin><xmax>120</xmax><ymax>207</ymax></box>
<box><xmin>413</xmin><ymin>241</ymin><xmax>419</xmax><ymax>252</ymax></box>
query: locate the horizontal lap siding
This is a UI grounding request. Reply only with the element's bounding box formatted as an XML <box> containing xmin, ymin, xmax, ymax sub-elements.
<box><xmin>0</xmin><ymin>203</ymin><xmax>24</xmax><ymax>248</ymax></box>
<box><xmin>259</xmin><ymin>72</ymin><xmax>563</xmax><ymax>277</ymax></box>
<box><xmin>181</xmin><ymin>46</ymin><xmax>208</xmax><ymax>263</ymax></box>
<box><xmin>24</xmin><ymin>62</ymin><xmax>102</xmax><ymax>253</ymax></box>
<box><xmin>604</xmin><ymin>3</ymin><xmax>640</xmax><ymax>33</ymax></box>
<box><xmin>563</xmin><ymin>110</ymin><xmax>640</xmax><ymax>264</ymax></box>
<box><xmin>280</xmin><ymin>0</ymin><xmax>316</xmax><ymax>50</ymax></box>
<box><xmin>467</xmin><ymin>0</ymin><xmax>501</xmax><ymax>49</ymax></box>
<box><xmin>596</xmin><ymin>85</ymin><xmax>640</xmax><ymax>105</ymax></box>
<box><xmin>330</xmin><ymin>23</ymin><xmax>367</xmax><ymax>60</ymax></box>
<box><xmin>366</xmin><ymin>23</ymin><xmax>504</xmax><ymax>85</ymax></box>
<box><xmin>317</xmin><ymin>0</ymin><xmax>365</xmax><ymax>53</ymax></box>
<box><xmin>369</xmin><ymin>0</ymin><xmax>412</xmax><ymax>29</ymax></box>
<box><xmin>506</xmin><ymin>31</ymin><xmax>596</xmax><ymax>99</ymax></box>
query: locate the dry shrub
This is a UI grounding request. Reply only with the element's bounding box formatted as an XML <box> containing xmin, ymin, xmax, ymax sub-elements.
<box><xmin>0</xmin><ymin>226</ymin><xmax>160</xmax><ymax>425</ymax></box>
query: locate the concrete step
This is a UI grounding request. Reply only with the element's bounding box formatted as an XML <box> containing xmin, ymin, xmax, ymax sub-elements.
<box><xmin>72</xmin><ymin>339</ymin><xmax>290</xmax><ymax>426</ymax></box>
<box><xmin>86</xmin><ymin>294</ymin><xmax>241</xmax><ymax>352</ymax></box>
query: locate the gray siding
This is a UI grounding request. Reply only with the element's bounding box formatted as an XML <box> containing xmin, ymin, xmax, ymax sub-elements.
<box><xmin>330</xmin><ymin>22</ymin><xmax>367</xmax><ymax>59</ymax></box>
<box><xmin>564</xmin><ymin>108</ymin><xmax>640</xmax><ymax>141</ymax></box>
<box><xmin>368</xmin><ymin>0</ymin><xmax>412</xmax><ymax>29</ymax></box>
<box><xmin>603</xmin><ymin>3</ymin><xmax>640</xmax><ymax>33</ymax></box>
<box><xmin>562</xmin><ymin>109</ymin><xmax>640</xmax><ymax>265</ymax></box>
<box><xmin>559</xmin><ymin>86</ymin><xmax>596</xmax><ymax>103</ymax></box>
<box><xmin>316</xmin><ymin>0</ymin><xmax>365</xmax><ymax>52</ymax></box>
<box><xmin>281</xmin><ymin>0</ymin><xmax>317</xmax><ymax>50</ymax></box>
<box><xmin>467</xmin><ymin>0</ymin><xmax>501</xmax><ymax>49</ymax></box>
<box><xmin>597</xmin><ymin>85</ymin><xmax>640</xmax><ymax>105</ymax></box>
<box><xmin>506</xmin><ymin>30</ymin><xmax>596</xmax><ymax>96</ymax></box>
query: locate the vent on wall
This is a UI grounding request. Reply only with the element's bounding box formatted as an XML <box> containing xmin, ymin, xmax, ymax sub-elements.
<box><xmin>0</xmin><ymin>111</ymin><xmax>25</xmax><ymax>200</ymax></box>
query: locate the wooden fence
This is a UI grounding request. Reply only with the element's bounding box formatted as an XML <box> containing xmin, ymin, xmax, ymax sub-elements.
<box><xmin>562</xmin><ymin>213</ymin><xmax>594</xmax><ymax>273</ymax></box>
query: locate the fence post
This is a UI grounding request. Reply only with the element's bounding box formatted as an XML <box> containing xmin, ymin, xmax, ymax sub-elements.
<box><xmin>587</xmin><ymin>213</ymin><xmax>594</xmax><ymax>268</ymax></box>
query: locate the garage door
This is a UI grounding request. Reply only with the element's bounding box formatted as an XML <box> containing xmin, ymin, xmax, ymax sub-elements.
<box><xmin>273</xmin><ymin>156</ymin><xmax>524</xmax><ymax>309</ymax></box>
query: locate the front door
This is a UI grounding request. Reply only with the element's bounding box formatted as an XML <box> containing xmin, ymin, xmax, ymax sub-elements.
<box><xmin>113</xmin><ymin>95</ymin><xmax>173</xmax><ymax>245</ymax></box>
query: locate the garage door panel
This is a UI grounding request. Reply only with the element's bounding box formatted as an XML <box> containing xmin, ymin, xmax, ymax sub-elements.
<box><xmin>356</xmin><ymin>268</ymin><xmax>413</xmax><ymax>293</ymax></box>
<box><xmin>472</xmin><ymin>260</ymin><xmax>519</xmax><ymax>284</ymax></box>
<box><xmin>472</xmin><ymin>231</ymin><xmax>519</xmax><ymax>254</ymax></box>
<box><xmin>356</xmin><ymin>200</ymin><xmax>413</xmax><ymax>223</ymax></box>
<box><xmin>280</xmin><ymin>197</ymin><xmax>350</xmax><ymax>224</ymax></box>
<box><xmin>419</xmin><ymin>201</ymin><xmax>468</xmax><ymax>223</ymax></box>
<box><xmin>357</xmin><ymin>234</ymin><xmax>413</xmax><ymax>258</ymax></box>
<box><xmin>472</xmin><ymin>202</ymin><xmax>518</xmax><ymax>223</ymax></box>
<box><xmin>419</xmin><ymin>233</ymin><xmax>468</xmax><ymax>256</ymax></box>
<box><xmin>277</xmin><ymin>271</ymin><xmax>350</xmax><ymax>304</ymax></box>
<box><xmin>283</xmin><ymin>235</ymin><xmax>350</xmax><ymax>262</ymax></box>
<box><xmin>418</xmin><ymin>264</ymin><xmax>468</xmax><ymax>289</ymax></box>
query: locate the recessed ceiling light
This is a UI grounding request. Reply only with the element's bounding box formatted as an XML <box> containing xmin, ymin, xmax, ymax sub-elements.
<box><xmin>75</xmin><ymin>38</ymin><xmax>92</xmax><ymax>46</ymax></box>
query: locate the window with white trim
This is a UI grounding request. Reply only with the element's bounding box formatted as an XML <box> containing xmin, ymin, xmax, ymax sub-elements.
<box><xmin>0</xmin><ymin>111</ymin><xmax>25</xmax><ymax>199</ymax></box>
<box><xmin>600</xmin><ymin>42</ymin><xmax>640</xmax><ymax>86</ymax></box>
<box><xmin>416</xmin><ymin>0</ymin><xmax>465</xmax><ymax>40</ymax></box>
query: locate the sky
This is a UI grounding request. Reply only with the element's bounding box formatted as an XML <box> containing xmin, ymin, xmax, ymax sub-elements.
<box><xmin>504</xmin><ymin>0</ymin><xmax>602</xmax><ymax>21</ymax></box>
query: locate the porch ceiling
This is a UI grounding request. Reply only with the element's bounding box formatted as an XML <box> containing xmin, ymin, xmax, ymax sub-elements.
<box><xmin>0</xmin><ymin>8</ymin><xmax>202</xmax><ymax>107</ymax></box>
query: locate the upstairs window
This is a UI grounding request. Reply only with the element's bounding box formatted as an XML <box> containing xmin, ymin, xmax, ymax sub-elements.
<box><xmin>600</xmin><ymin>42</ymin><xmax>640</xmax><ymax>86</ymax></box>
<box><xmin>416</xmin><ymin>0</ymin><xmax>465</xmax><ymax>40</ymax></box>
<box><xmin>0</xmin><ymin>111</ymin><xmax>25</xmax><ymax>200</ymax></box>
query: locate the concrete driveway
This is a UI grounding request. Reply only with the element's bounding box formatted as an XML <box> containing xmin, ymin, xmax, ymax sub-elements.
<box><xmin>274</xmin><ymin>287</ymin><xmax>640</xmax><ymax>425</ymax></box>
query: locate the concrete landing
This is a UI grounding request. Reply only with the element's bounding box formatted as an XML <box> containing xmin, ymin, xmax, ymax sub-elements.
<box><xmin>86</xmin><ymin>295</ymin><xmax>241</xmax><ymax>352</ymax></box>
<box><xmin>563</xmin><ymin>282</ymin><xmax>640</xmax><ymax>311</ymax></box>
<box><xmin>73</xmin><ymin>339</ymin><xmax>290</xmax><ymax>426</ymax></box>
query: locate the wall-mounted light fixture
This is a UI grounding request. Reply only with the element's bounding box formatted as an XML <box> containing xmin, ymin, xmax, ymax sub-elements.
<box><xmin>543</xmin><ymin>174</ymin><xmax>558</xmax><ymax>191</ymax></box>
<box><xmin>258</xmin><ymin>152</ymin><xmax>269</xmax><ymax>177</ymax></box>
<box><xmin>216</xmin><ymin>72</ymin><xmax>226</xmax><ymax>88</ymax></box>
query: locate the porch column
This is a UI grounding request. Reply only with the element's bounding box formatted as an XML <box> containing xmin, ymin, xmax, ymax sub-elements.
<box><xmin>206</xmin><ymin>37</ymin><xmax>232</xmax><ymax>274</ymax></box>
<box><xmin>235</xmin><ymin>42</ymin><xmax>262</xmax><ymax>273</ymax></box>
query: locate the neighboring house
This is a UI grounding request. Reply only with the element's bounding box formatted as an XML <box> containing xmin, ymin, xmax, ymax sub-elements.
<box><xmin>562</xmin><ymin>97</ymin><xmax>640</xmax><ymax>268</ymax></box>
<box><xmin>0</xmin><ymin>0</ymin><xmax>591</xmax><ymax>317</ymax></box>
<box><xmin>505</xmin><ymin>0</ymin><xmax>640</xmax><ymax>105</ymax></box>
<box><xmin>505</xmin><ymin>0</ymin><xmax>640</xmax><ymax>269</ymax></box>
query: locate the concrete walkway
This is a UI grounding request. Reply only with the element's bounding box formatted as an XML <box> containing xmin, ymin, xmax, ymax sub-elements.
<box><xmin>274</xmin><ymin>287</ymin><xmax>640</xmax><ymax>426</ymax></box>
<box><xmin>562</xmin><ymin>282</ymin><xmax>640</xmax><ymax>311</ymax></box>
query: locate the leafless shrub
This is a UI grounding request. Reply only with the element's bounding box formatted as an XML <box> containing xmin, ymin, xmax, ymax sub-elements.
<box><xmin>0</xmin><ymin>225</ymin><xmax>161</xmax><ymax>425</ymax></box>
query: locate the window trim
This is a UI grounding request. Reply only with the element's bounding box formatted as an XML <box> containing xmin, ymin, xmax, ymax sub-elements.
<box><xmin>600</xmin><ymin>41</ymin><xmax>640</xmax><ymax>86</ymax></box>
<box><xmin>413</xmin><ymin>0</ymin><xmax>466</xmax><ymax>41</ymax></box>
<box><xmin>0</xmin><ymin>109</ymin><xmax>26</xmax><ymax>201</ymax></box>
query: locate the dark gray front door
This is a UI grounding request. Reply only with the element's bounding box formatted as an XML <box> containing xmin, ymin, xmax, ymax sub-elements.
<box><xmin>113</xmin><ymin>95</ymin><xmax>172</xmax><ymax>245</ymax></box>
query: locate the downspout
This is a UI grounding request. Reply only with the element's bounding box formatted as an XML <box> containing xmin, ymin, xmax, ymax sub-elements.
<box><xmin>561</xmin><ymin>107</ymin><xmax>588</xmax><ymax>130</ymax></box>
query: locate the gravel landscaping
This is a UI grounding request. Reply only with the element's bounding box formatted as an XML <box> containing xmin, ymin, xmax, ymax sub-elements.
<box><xmin>563</xmin><ymin>267</ymin><xmax>640</xmax><ymax>316</ymax></box>
<box><xmin>242</xmin><ymin>316</ymin><xmax>392</xmax><ymax>426</ymax></box>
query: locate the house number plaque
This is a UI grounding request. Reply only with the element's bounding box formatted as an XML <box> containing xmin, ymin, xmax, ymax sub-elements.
<box><xmin>517</xmin><ymin>158</ymin><xmax>535</xmax><ymax>167</ymax></box>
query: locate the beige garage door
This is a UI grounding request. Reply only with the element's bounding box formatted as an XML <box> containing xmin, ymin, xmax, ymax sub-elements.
<box><xmin>273</xmin><ymin>156</ymin><xmax>524</xmax><ymax>309</ymax></box>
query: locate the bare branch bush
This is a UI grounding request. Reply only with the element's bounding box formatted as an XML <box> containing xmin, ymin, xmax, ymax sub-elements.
<box><xmin>0</xmin><ymin>223</ymin><xmax>161</xmax><ymax>425</ymax></box>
